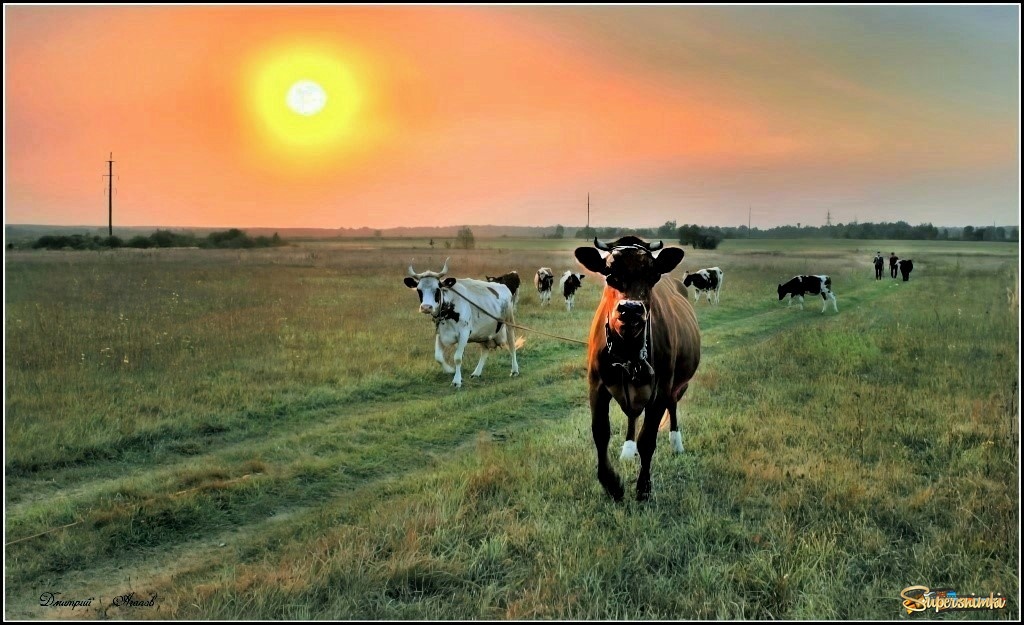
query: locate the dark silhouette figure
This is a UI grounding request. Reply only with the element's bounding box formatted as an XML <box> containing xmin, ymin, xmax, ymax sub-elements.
<box><xmin>889</xmin><ymin>252</ymin><xmax>899</xmax><ymax>279</ymax></box>
<box><xmin>873</xmin><ymin>252</ymin><xmax>884</xmax><ymax>280</ymax></box>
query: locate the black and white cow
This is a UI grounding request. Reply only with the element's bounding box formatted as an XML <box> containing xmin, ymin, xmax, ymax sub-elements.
<box><xmin>535</xmin><ymin>267</ymin><xmax>555</xmax><ymax>305</ymax></box>
<box><xmin>404</xmin><ymin>258</ymin><xmax>520</xmax><ymax>388</ymax></box>
<box><xmin>486</xmin><ymin>271</ymin><xmax>521</xmax><ymax>306</ymax></box>
<box><xmin>560</xmin><ymin>271</ymin><xmax>585</xmax><ymax>311</ymax></box>
<box><xmin>777</xmin><ymin>275</ymin><xmax>838</xmax><ymax>313</ymax></box>
<box><xmin>896</xmin><ymin>259</ymin><xmax>914</xmax><ymax>282</ymax></box>
<box><xmin>682</xmin><ymin>267</ymin><xmax>724</xmax><ymax>304</ymax></box>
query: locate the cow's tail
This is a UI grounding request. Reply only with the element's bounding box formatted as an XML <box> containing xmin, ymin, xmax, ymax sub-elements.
<box><xmin>658</xmin><ymin>409</ymin><xmax>671</xmax><ymax>432</ymax></box>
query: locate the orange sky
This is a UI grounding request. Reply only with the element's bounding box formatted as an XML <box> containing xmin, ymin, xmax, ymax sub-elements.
<box><xmin>4</xmin><ymin>5</ymin><xmax>1020</xmax><ymax>229</ymax></box>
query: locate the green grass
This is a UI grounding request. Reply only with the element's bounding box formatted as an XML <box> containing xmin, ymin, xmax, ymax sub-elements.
<box><xmin>4</xmin><ymin>239</ymin><xmax>1019</xmax><ymax>619</ymax></box>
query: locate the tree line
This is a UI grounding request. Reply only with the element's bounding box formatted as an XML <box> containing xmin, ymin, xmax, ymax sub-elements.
<box><xmin>575</xmin><ymin>221</ymin><xmax>1019</xmax><ymax>250</ymax></box>
<box><xmin>30</xmin><ymin>229</ymin><xmax>287</xmax><ymax>251</ymax></box>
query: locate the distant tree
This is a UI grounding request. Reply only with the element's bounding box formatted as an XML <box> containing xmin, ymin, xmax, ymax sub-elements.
<box><xmin>454</xmin><ymin>227</ymin><xmax>476</xmax><ymax>249</ymax></box>
<box><xmin>656</xmin><ymin>220</ymin><xmax>677</xmax><ymax>239</ymax></box>
<box><xmin>374</xmin><ymin>229</ymin><xmax>383</xmax><ymax>239</ymax></box>
<box><xmin>429</xmin><ymin>238</ymin><xmax>435</xmax><ymax>249</ymax></box>
<box><xmin>553</xmin><ymin>224</ymin><xmax>565</xmax><ymax>239</ymax></box>
<box><xmin>127</xmin><ymin>235</ymin><xmax>152</xmax><ymax>249</ymax></box>
<box><xmin>575</xmin><ymin>226</ymin><xmax>597</xmax><ymax>240</ymax></box>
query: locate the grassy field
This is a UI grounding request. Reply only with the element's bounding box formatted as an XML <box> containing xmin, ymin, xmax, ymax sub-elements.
<box><xmin>4</xmin><ymin>238</ymin><xmax>1020</xmax><ymax>619</ymax></box>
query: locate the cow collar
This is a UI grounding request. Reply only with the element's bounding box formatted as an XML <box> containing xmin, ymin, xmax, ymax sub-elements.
<box><xmin>604</xmin><ymin>312</ymin><xmax>653</xmax><ymax>385</ymax></box>
<box><xmin>433</xmin><ymin>289</ymin><xmax>460</xmax><ymax>328</ymax></box>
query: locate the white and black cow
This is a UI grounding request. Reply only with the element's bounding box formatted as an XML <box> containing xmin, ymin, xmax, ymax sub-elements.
<box><xmin>777</xmin><ymin>275</ymin><xmax>838</xmax><ymax>313</ymax></box>
<box><xmin>486</xmin><ymin>271</ymin><xmax>521</xmax><ymax>306</ymax></box>
<box><xmin>896</xmin><ymin>259</ymin><xmax>914</xmax><ymax>282</ymax></box>
<box><xmin>404</xmin><ymin>258</ymin><xmax>520</xmax><ymax>388</ymax></box>
<box><xmin>682</xmin><ymin>267</ymin><xmax>724</xmax><ymax>304</ymax></box>
<box><xmin>535</xmin><ymin>267</ymin><xmax>555</xmax><ymax>305</ymax></box>
<box><xmin>560</xmin><ymin>271</ymin><xmax>585</xmax><ymax>311</ymax></box>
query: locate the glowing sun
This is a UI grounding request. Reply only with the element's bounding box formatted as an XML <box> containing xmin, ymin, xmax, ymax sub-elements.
<box><xmin>286</xmin><ymin>80</ymin><xmax>327</xmax><ymax>116</ymax></box>
<box><xmin>246</xmin><ymin>43</ymin><xmax>364</xmax><ymax>154</ymax></box>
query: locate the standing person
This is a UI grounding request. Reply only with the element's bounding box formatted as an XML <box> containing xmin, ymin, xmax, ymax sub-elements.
<box><xmin>889</xmin><ymin>252</ymin><xmax>899</xmax><ymax>279</ymax></box>
<box><xmin>873</xmin><ymin>251</ymin><xmax>884</xmax><ymax>280</ymax></box>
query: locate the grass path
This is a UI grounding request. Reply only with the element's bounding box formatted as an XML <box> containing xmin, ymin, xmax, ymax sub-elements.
<box><xmin>4</xmin><ymin>272</ymin><xmax>917</xmax><ymax>619</ymax></box>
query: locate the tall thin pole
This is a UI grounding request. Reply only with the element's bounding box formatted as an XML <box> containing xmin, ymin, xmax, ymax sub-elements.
<box><xmin>748</xmin><ymin>206</ymin><xmax>751</xmax><ymax>235</ymax></box>
<box><xmin>105</xmin><ymin>152</ymin><xmax>114</xmax><ymax>236</ymax></box>
<box><xmin>587</xmin><ymin>193</ymin><xmax>590</xmax><ymax>230</ymax></box>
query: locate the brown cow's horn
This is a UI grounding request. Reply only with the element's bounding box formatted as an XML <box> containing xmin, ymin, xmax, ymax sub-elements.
<box><xmin>649</xmin><ymin>240</ymin><xmax>664</xmax><ymax>251</ymax></box>
<box><xmin>594</xmin><ymin>238</ymin><xmax>611</xmax><ymax>251</ymax></box>
<box><xmin>438</xmin><ymin>257</ymin><xmax>450</xmax><ymax>277</ymax></box>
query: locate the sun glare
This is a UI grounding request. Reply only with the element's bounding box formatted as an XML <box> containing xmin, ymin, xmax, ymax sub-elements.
<box><xmin>286</xmin><ymin>80</ymin><xmax>327</xmax><ymax>116</ymax></box>
<box><xmin>246</xmin><ymin>44</ymin><xmax>363</xmax><ymax>155</ymax></box>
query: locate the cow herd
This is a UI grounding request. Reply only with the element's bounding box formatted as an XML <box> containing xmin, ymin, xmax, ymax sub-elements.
<box><xmin>402</xmin><ymin>238</ymin><xmax>917</xmax><ymax>501</ymax></box>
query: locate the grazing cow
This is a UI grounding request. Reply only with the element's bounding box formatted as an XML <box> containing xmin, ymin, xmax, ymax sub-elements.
<box><xmin>897</xmin><ymin>259</ymin><xmax>914</xmax><ymax>282</ymax></box>
<box><xmin>560</xmin><ymin>271</ymin><xmax>585</xmax><ymax>311</ymax></box>
<box><xmin>682</xmin><ymin>267</ymin><xmax>724</xmax><ymax>304</ymax></box>
<box><xmin>777</xmin><ymin>275</ymin><xmax>838</xmax><ymax>313</ymax></box>
<box><xmin>404</xmin><ymin>258</ymin><xmax>520</xmax><ymax>388</ymax></box>
<box><xmin>486</xmin><ymin>271</ymin><xmax>521</xmax><ymax>306</ymax></box>
<box><xmin>575</xmin><ymin>236</ymin><xmax>701</xmax><ymax>501</ymax></box>
<box><xmin>535</xmin><ymin>267</ymin><xmax>555</xmax><ymax>305</ymax></box>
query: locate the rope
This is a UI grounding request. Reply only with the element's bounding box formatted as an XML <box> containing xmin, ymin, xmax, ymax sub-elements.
<box><xmin>445</xmin><ymin>289</ymin><xmax>589</xmax><ymax>346</ymax></box>
<box><xmin>5</xmin><ymin>520</ymin><xmax>82</xmax><ymax>547</ymax></box>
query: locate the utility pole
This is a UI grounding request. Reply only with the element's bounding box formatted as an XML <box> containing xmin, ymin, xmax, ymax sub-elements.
<box><xmin>587</xmin><ymin>193</ymin><xmax>590</xmax><ymax>231</ymax></box>
<box><xmin>748</xmin><ymin>206</ymin><xmax>751</xmax><ymax>237</ymax></box>
<box><xmin>825</xmin><ymin>211</ymin><xmax>833</xmax><ymax>228</ymax></box>
<box><xmin>104</xmin><ymin>152</ymin><xmax>114</xmax><ymax>236</ymax></box>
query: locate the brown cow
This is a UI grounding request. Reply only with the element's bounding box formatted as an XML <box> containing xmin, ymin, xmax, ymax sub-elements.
<box><xmin>575</xmin><ymin>236</ymin><xmax>701</xmax><ymax>501</ymax></box>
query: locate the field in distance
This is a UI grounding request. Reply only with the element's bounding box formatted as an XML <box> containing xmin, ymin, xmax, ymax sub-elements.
<box><xmin>4</xmin><ymin>238</ymin><xmax>1019</xmax><ymax>619</ymax></box>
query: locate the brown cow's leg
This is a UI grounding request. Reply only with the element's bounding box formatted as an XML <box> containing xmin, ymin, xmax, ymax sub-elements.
<box><xmin>636</xmin><ymin>395</ymin><xmax>666</xmax><ymax>501</ymax></box>
<box><xmin>591</xmin><ymin>384</ymin><xmax>624</xmax><ymax>501</ymax></box>
<box><xmin>667</xmin><ymin>400</ymin><xmax>684</xmax><ymax>454</ymax></box>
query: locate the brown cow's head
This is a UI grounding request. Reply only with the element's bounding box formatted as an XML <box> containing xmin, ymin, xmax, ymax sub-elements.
<box><xmin>575</xmin><ymin>236</ymin><xmax>684</xmax><ymax>338</ymax></box>
<box><xmin>575</xmin><ymin>236</ymin><xmax>684</xmax><ymax>299</ymax></box>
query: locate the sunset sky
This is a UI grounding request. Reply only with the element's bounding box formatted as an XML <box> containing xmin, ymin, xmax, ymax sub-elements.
<box><xmin>4</xmin><ymin>5</ymin><xmax>1020</xmax><ymax>229</ymax></box>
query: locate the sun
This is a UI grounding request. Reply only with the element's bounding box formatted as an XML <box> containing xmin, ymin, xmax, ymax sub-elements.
<box><xmin>286</xmin><ymin>80</ymin><xmax>328</xmax><ymax>116</ymax></box>
<box><xmin>245</xmin><ymin>43</ymin><xmax>364</xmax><ymax>155</ymax></box>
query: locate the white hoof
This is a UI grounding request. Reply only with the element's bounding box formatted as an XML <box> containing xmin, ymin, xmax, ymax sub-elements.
<box><xmin>670</xmin><ymin>431</ymin><xmax>684</xmax><ymax>454</ymax></box>
<box><xmin>620</xmin><ymin>440</ymin><xmax>639</xmax><ymax>461</ymax></box>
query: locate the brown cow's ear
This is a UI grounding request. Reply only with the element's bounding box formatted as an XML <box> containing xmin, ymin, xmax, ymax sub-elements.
<box><xmin>442</xmin><ymin>277</ymin><xmax>457</xmax><ymax>288</ymax></box>
<box><xmin>575</xmin><ymin>247</ymin><xmax>609</xmax><ymax>274</ymax></box>
<box><xmin>654</xmin><ymin>247</ymin><xmax>685</xmax><ymax>275</ymax></box>
<box><xmin>404</xmin><ymin>277</ymin><xmax>419</xmax><ymax>288</ymax></box>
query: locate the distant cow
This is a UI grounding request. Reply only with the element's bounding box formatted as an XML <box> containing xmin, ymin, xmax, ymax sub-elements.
<box><xmin>897</xmin><ymin>259</ymin><xmax>914</xmax><ymax>282</ymax></box>
<box><xmin>575</xmin><ymin>236</ymin><xmax>701</xmax><ymax>501</ymax></box>
<box><xmin>682</xmin><ymin>267</ymin><xmax>724</xmax><ymax>304</ymax></box>
<box><xmin>535</xmin><ymin>267</ymin><xmax>555</xmax><ymax>305</ymax></box>
<box><xmin>560</xmin><ymin>271</ymin><xmax>585</xmax><ymax>311</ymax></box>
<box><xmin>486</xmin><ymin>271</ymin><xmax>521</xmax><ymax>306</ymax></box>
<box><xmin>777</xmin><ymin>275</ymin><xmax>838</xmax><ymax>313</ymax></box>
<box><xmin>404</xmin><ymin>258</ymin><xmax>520</xmax><ymax>388</ymax></box>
